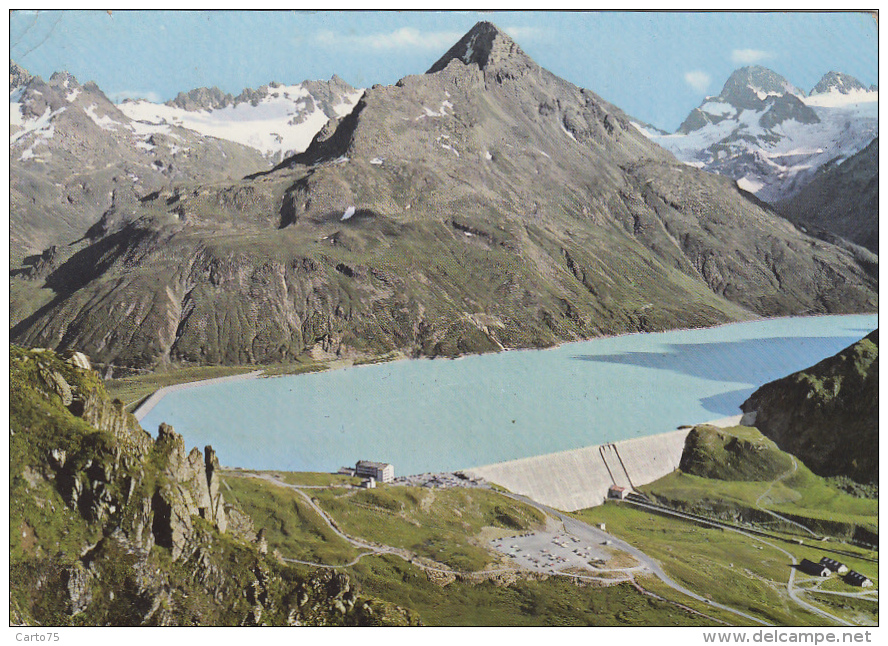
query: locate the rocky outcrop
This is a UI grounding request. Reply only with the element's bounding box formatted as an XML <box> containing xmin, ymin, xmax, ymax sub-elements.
<box><xmin>778</xmin><ymin>137</ymin><xmax>878</xmax><ymax>253</ymax></box>
<box><xmin>166</xmin><ymin>86</ymin><xmax>234</xmax><ymax>111</ymax></box>
<box><xmin>10</xmin><ymin>345</ymin><xmax>415</xmax><ymax>626</ymax></box>
<box><xmin>10</xmin><ymin>59</ymin><xmax>31</xmax><ymax>89</ymax></box>
<box><xmin>741</xmin><ymin>330</ymin><xmax>878</xmax><ymax>484</ymax></box>
<box><xmin>152</xmin><ymin>424</ymin><xmax>228</xmax><ymax>557</ymax></box>
<box><xmin>678</xmin><ymin>424</ymin><xmax>792</xmax><ymax>482</ymax></box>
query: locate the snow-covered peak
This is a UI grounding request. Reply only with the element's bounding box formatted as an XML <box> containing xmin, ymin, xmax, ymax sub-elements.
<box><xmin>810</xmin><ymin>71</ymin><xmax>869</xmax><ymax>96</ymax></box>
<box><xmin>644</xmin><ymin>66</ymin><xmax>878</xmax><ymax>203</ymax></box>
<box><xmin>118</xmin><ymin>78</ymin><xmax>364</xmax><ymax>161</ymax></box>
<box><xmin>718</xmin><ymin>66</ymin><xmax>804</xmax><ymax>108</ymax></box>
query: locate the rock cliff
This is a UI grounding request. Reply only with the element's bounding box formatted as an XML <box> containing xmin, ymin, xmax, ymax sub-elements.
<box><xmin>9</xmin><ymin>345</ymin><xmax>418</xmax><ymax>625</ymax></box>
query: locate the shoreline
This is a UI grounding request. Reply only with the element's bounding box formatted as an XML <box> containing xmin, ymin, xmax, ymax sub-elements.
<box><xmin>132</xmin><ymin>370</ymin><xmax>264</xmax><ymax>421</ymax></box>
<box><xmin>128</xmin><ymin>312</ymin><xmax>875</xmax><ymax>425</ymax></box>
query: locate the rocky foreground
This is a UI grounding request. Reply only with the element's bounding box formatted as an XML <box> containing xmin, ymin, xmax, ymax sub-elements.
<box><xmin>9</xmin><ymin>345</ymin><xmax>417</xmax><ymax>625</ymax></box>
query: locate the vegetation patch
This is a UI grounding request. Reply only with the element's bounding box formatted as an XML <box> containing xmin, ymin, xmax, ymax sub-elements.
<box><xmin>222</xmin><ymin>476</ymin><xmax>360</xmax><ymax>565</ymax></box>
<box><xmin>341</xmin><ymin>554</ymin><xmax>714</xmax><ymax>626</ymax></box>
<box><xmin>308</xmin><ymin>485</ymin><xmax>546</xmax><ymax>572</ymax></box>
<box><xmin>573</xmin><ymin>502</ymin><xmax>837</xmax><ymax>626</ymax></box>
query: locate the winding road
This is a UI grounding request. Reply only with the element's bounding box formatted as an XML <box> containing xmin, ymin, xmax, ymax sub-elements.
<box><xmin>229</xmin><ymin>471</ymin><xmax>865</xmax><ymax>627</ymax></box>
<box><xmin>625</xmin><ymin>499</ymin><xmax>854</xmax><ymax>626</ymax></box>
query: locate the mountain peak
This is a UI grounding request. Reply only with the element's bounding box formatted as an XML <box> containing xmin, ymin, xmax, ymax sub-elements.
<box><xmin>719</xmin><ymin>66</ymin><xmax>803</xmax><ymax>107</ymax></box>
<box><xmin>166</xmin><ymin>85</ymin><xmax>234</xmax><ymax>111</ymax></box>
<box><xmin>10</xmin><ymin>59</ymin><xmax>32</xmax><ymax>91</ymax></box>
<box><xmin>426</xmin><ymin>21</ymin><xmax>526</xmax><ymax>74</ymax></box>
<box><xmin>810</xmin><ymin>71</ymin><xmax>868</xmax><ymax>95</ymax></box>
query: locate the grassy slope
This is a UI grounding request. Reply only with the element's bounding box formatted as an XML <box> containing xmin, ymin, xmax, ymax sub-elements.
<box><xmin>573</xmin><ymin>502</ymin><xmax>873</xmax><ymax>626</ymax></box>
<box><xmin>309</xmin><ymin>484</ymin><xmax>547</xmax><ymax>572</ymax></box>
<box><xmin>104</xmin><ymin>359</ymin><xmax>334</xmax><ymax>410</ymax></box>
<box><xmin>648</xmin><ymin>425</ymin><xmax>878</xmax><ymax>537</ymax></box>
<box><xmin>594</xmin><ymin>424</ymin><xmax>879</xmax><ymax>625</ymax></box>
<box><xmin>105</xmin><ymin>365</ymin><xmax>259</xmax><ymax>409</ymax></box>
<box><xmin>224</xmin><ymin>474</ymin><xmax>725</xmax><ymax>625</ymax></box>
<box><xmin>338</xmin><ymin>554</ymin><xmax>713</xmax><ymax>626</ymax></box>
<box><xmin>222</xmin><ymin>476</ymin><xmax>359</xmax><ymax>565</ymax></box>
<box><xmin>742</xmin><ymin>331</ymin><xmax>878</xmax><ymax>484</ymax></box>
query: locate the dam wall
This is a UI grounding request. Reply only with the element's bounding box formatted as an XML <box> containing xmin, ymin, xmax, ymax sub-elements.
<box><xmin>465</xmin><ymin>416</ymin><xmax>743</xmax><ymax>511</ymax></box>
<box><xmin>464</xmin><ymin>429</ymin><xmax>691</xmax><ymax>512</ymax></box>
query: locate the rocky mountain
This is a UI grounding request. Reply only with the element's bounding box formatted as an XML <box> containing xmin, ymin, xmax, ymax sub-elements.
<box><xmin>811</xmin><ymin>71</ymin><xmax>868</xmax><ymax>95</ymax></box>
<box><xmin>9</xmin><ymin>23</ymin><xmax>878</xmax><ymax>372</ymax></box>
<box><xmin>10</xmin><ymin>58</ymin><xmax>31</xmax><ymax>87</ymax></box>
<box><xmin>778</xmin><ymin>137</ymin><xmax>878</xmax><ymax>254</ymax></box>
<box><xmin>741</xmin><ymin>330</ymin><xmax>878</xmax><ymax>485</ymax></box>
<box><xmin>117</xmin><ymin>76</ymin><xmax>364</xmax><ymax>163</ymax></box>
<box><xmin>9</xmin><ymin>62</ymin><xmax>271</xmax><ymax>264</ymax></box>
<box><xmin>9</xmin><ymin>345</ymin><xmax>416</xmax><ymax>625</ymax></box>
<box><xmin>640</xmin><ymin>67</ymin><xmax>878</xmax><ymax>203</ymax></box>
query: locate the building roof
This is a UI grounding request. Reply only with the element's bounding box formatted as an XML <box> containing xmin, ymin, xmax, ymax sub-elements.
<box><xmin>356</xmin><ymin>460</ymin><xmax>392</xmax><ymax>469</ymax></box>
<box><xmin>846</xmin><ymin>570</ymin><xmax>871</xmax><ymax>582</ymax></box>
<box><xmin>798</xmin><ymin>559</ymin><xmax>830</xmax><ymax>575</ymax></box>
<box><xmin>819</xmin><ymin>557</ymin><xmax>846</xmax><ymax>570</ymax></box>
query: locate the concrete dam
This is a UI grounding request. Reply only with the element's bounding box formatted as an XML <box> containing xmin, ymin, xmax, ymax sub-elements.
<box><xmin>464</xmin><ymin>417</ymin><xmax>742</xmax><ymax>512</ymax></box>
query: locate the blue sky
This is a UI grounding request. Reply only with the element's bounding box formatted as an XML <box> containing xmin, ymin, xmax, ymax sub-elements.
<box><xmin>9</xmin><ymin>10</ymin><xmax>878</xmax><ymax>131</ymax></box>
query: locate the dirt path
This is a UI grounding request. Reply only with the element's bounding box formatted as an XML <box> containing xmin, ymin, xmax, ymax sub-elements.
<box><xmin>755</xmin><ymin>456</ymin><xmax>819</xmax><ymax>538</ymax></box>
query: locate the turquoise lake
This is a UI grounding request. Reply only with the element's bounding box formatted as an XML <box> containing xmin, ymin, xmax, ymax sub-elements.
<box><xmin>139</xmin><ymin>314</ymin><xmax>877</xmax><ymax>475</ymax></box>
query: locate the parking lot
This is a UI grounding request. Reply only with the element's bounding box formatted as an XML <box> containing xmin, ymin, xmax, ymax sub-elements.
<box><xmin>490</xmin><ymin>530</ymin><xmax>614</xmax><ymax>573</ymax></box>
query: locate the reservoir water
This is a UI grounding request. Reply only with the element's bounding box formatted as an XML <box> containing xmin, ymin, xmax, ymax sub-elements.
<box><xmin>139</xmin><ymin>314</ymin><xmax>877</xmax><ymax>475</ymax></box>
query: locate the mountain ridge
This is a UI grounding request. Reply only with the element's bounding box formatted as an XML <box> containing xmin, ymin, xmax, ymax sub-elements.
<box><xmin>9</xmin><ymin>23</ymin><xmax>878</xmax><ymax>372</ymax></box>
<box><xmin>642</xmin><ymin>65</ymin><xmax>877</xmax><ymax>203</ymax></box>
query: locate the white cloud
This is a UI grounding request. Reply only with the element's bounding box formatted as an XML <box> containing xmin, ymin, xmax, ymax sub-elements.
<box><xmin>315</xmin><ymin>27</ymin><xmax>464</xmax><ymax>51</ymax></box>
<box><xmin>502</xmin><ymin>26</ymin><xmax>545</xmax><ymax>41</ymax></box>
<box><xmin>109</xmin><ymin>89</ymin><xmax>162</xmax><ymax>104</ymax></box>
<box><xmin>731</xmin><ymin>49</ymin><xmax>773</xmax><ymax>64</ymax></box>
<box><xmin>684</xmin><ymin>70</ymin><xmax>711</xmax><ymax>93</ymax></box>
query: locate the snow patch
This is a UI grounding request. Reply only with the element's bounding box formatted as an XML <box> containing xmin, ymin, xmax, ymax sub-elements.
<box><xmin>85</xmin><ymin>104</ymin><xmax>119</xmax><ymax>131</ymax></box>
<box><xmin>118</xmin><ymin>83</ymin><xmax>363</xmax><ymax>158</ymax></box>
<box><xmin>463</xmin><ymin>35</ymin><xmax>476</xmax><ymax>63</ymax></box>
<box><xmin>332</xmin><ymin>89</ymin><xmax>364</xmax><ymax>117</ymax></box>
<box><xmin>803</xmin><ymin>89</ymin><xmax>878</xmax><ymax>108</ymax></box>
<box><xmin>484</xmin><ymin>150</ymin><xmax>492</xmax><ymax>160</ymax></box>
<box><xmin>370</xmin><ymin>157</ymin><xmax>384</xmax><ymax>165</ymax></box>
<box><xmin>700</xmin><ymin>101</ymin><xmax>734</xmax><ymax>117</ymax></box>
<box><xmin>10</xmin><ymin>106</ymin><xmax>64</xmax><ymax>145</ymax></box>
<box><xmin>560</xmin><ymin>122</ymin><xmax>578</xmax><ymax>142</ymax></box>
<box><xmin>66</xmin><ymin>88</ymin><xmax>81</xmax><ymax>102</ymax></box>
<box><xmin>737</xmin><ymin>176</ymin><xmax>764</xmax><ymax>193</ymax></box>
<box><xmin>341</xmin><ymin>206</ymin><xmax>356</xmax><ymax>221</ymax></box>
